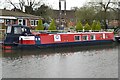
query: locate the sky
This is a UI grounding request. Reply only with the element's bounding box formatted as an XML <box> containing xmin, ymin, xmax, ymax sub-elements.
<box><xmin>0</xmin><ymin>0</ymin><xmax>87</xmax><ymax>10</ymax></box>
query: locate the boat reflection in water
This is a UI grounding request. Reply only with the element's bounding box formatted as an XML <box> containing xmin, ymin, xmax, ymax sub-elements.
<box><xmin>2</xmin><ymin>43</ymin><xmax>118</xmax><ymax>57</ymax></box>
<box><xmin>2</xmin><ymin>43</ymin><xmax>119</xmax><ymax>78</ymax></box>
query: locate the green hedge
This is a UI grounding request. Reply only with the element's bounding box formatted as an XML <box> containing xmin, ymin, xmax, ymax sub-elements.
<box><xmin>35</xmin><ymin>19</ymin><xmax>44</xmax><ymax>30</ymax></box>
<box><xmin>48</xmin><ymin>19</ymin><xmax>56</xmax><ymax>30</ymax></box>
<box><xmin>76</xmin><ymin>21</ymin><xmax>83</xmax><ymax>31</ymax></box>
<box><xmin>84</xmin><ymin>23</ymin><xmax>91</xmax><ymax>30</ymax></box>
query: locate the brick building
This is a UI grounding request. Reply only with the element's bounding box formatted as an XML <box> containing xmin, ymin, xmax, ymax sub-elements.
<box><xmin>0</xmin><ymin>9</ymin><xmax>41</xmax><ymax>29</ymax></box>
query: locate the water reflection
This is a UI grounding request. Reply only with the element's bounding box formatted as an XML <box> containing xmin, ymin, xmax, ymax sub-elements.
<box><xmin>2</xmin><ymin>43</ymin><xmax>119</xmax><ymax>78</ymax></box>
<box><xmin>2</xmin><ymin>43</ymin><xmax>118</xmax><ymax>58</ymax></box>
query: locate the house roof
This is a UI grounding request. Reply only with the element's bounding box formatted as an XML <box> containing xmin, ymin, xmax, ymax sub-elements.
<box><xmin>0</xmin><ymin>9</ymin><xmax>41</xmax><ymax>19</ymax></box>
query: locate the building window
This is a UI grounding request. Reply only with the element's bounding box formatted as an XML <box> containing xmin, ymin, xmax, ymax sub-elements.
<box><xmin>90</xmin><ymin>35</ymin><xmax>96</xmax><ymax>40</ymax></box>
<box><xmin>30</xmin><ymin>20</ymin><xmax>34</xmax><ymax>26</ymax></box>
<box><xmin>100</xmin><ymin>34</ymin><xmax>103</xmax><ymax>39</ymax></box>
<box><xmin>5</xmin><ymin>19</ymin><xmax>11</xmax><ymax>26</ymax></box>
<box><xmin>62</xmin><ymin>19</ymin><xmax>65</xmax><ymax>22</ymax></box>
<box><xmin>74</xmin><ymin>35</ymin><xmax>80</xmax><ymax>41</ymax></box>
<box><xmin>82</xmin><ymin>35</ymin><xmax>88</xmax><ymax>41</ymax></box>
<box><xmin>13</xmin><ymin>19</ymin><xmax>17</xmax><ymax>24</ymax></box>
<box><xmin>35</xmin><ymin>20</ymin><xmax>38</xmax><ymax>26</ymax></box>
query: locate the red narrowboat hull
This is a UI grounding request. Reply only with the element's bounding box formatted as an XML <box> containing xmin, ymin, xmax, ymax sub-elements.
<box><xmin>2</xmin><ymin>32</ymin><xmax>114</xmax><ymax>49</ymax></box>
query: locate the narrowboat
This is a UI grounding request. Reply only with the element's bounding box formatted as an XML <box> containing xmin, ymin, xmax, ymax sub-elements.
<box><xmin>2</xmin><ymin>25</ymin><xmax>114</xmax><ymax>49</ymax></box>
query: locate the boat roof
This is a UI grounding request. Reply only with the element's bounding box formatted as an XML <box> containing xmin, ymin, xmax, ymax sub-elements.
<box><xmin>48</xmin><ymin>32</ymin><xmax>113</xmax><ymax>35</ymax></box>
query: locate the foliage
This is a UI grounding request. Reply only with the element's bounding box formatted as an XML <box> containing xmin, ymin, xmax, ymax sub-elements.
<box><xmin>34</xmin><ymin>4</ymin><xmax>54</xmax><ymax>20</ymax></box>
<box><xmin>88</xmin><ymin>0</ymin><xmax>119</xmax><ymax>29</ymax></box>
<box><xmin>95</xmin><ymin>21</ymin><xmax>101</xmax><ymax>31</ymax></box>
<box><xmin>91</xmin><ymin>21</ymin><xmax>97</xmax><ymax>31</ymax></box>
<box><xmin>48</xmin><ymin>19</ymin><xmax>56</xmax><ymax>30</ymax></box>
<box><xmin>7</xmin><ymin>0</ymin><xmax>42</xmax><ymax>14</ymax></box>
<box><xmin>76</xmin><ymin>21</ymin><xmax>83</xmax><ymax>31</ymax></box>
<box><xmin>91</xmin><ymin>21</ymin><xmax>101</xmax><ymax>31</ymax></box>
<box><xmin>75</xmin><ymin>5</ymin><xmax>96</xmax><ymax>24</ymax></box>
<box><xmin>84</xmin><ymin>23</ymin><xmax>91</xmax><ymax>31</ymax></box>
<box><xmin>2</xmin><ymin>24</ymin><xmax>6</xmax><ymax>29</ymax></box>
<box><xmin>35</xmin><ymin>19</ymin><xmax>44</xmax><ymax>30</ymax></box>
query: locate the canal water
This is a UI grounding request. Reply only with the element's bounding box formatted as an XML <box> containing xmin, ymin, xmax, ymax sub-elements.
<box><xmin>1</xmin><ymin>43</ymin><xmax>119</xmax><ymax>78</ymax></box>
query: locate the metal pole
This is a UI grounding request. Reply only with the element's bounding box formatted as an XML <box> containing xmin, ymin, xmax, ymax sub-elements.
<box><xmin>59</xmin><ymin>0</ymin><xmax>61</xmax><ymax>25</ymax></box>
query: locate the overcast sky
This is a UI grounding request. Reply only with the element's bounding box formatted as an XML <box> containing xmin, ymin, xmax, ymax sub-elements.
<box><xmin>0</xmin><ymin>0</ymin><xmax>87</xmax><ymax>10</ymax></box>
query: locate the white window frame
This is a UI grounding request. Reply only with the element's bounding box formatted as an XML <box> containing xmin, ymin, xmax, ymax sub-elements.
<box><xmin>90</xmin><ymin>34</ymin><xmax>96</xmax><ymax>40</ymax></box>
<box><xmin>18</xmin><ymin>19</ymin><xmax>23</xmax><ymax>25</ymax></box>
<box><xmin>82</xmin><ymin>35</ymin><xmax>88</xmax><ymax>41</ymax></box>
<box><xmin>5</xmin><ymin>19</ymin><xmax>12</xmax><ymax>26</ymax></box>
<box><xmin>30</xmin><ymin>20</ymin><xmax>34</xmax><ymax>26</ymax></box>
<box><xmin>35</xmin><ymin>20</ymin><xmax>38</xmax><ymax>26</ymax></box>
<box><xmin>0</xmin><ymin>19</ymin><xmax>4</xmax><ymax>23</ymax></box>
<box><xmin>103</xmin><ymin>34</ymin><xmax>105</xmax><ymax>39</ymax></box>
<box><xmin>24</xmin><ymin>19</ymin><xmax>27</xmax><ymax>26</ymax></box>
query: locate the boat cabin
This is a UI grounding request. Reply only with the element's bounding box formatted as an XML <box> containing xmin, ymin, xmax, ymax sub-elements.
<box><xmin>3</xmin><ymin>25</ymin><xmax>114</xmax><ymax>49</ymax></box>
<box><xmin>4</xmin><ymin>25</ymin><xmax>32</xmax><ymax>45</ymax></box>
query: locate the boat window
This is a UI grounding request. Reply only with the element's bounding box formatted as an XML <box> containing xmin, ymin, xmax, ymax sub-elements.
<box><xmin>82</xmin><ymin>35</ymin><xmax>88</xmax><ymax>41</ymax></box>
<box><xmin>6</xmin><ymin>26</ymin><xmax>12</xmax><ymax>33</ymax></box>
<box><xmin>21</xmin><ymin>28</ymin><xmax>27</xmax><ymax>32</ymax></box>
<box><xmin>14</xmin><ymin>27</ymin><xmax>22</xmax><ymax>34</ymax></box>
<box><xmin>90</xmin><ymin>35</ymin><xmax>96</xmax><ymax>40</ymax></box>
<box><xmin>74</xmin><ymin>36</ymin><xmax>80</xmax><ymax>41</ymax></box>
<box><xmin>106</xmin><ymin>35</ymin><xmax>109</xmax><ymax>38</ymax></box>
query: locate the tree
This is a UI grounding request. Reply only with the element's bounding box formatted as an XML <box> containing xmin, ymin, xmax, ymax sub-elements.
<box><xmin>84</xmin><ymin>23</ymin><xmax>91</xmax><ymax>31</ymax></box>
<box><xmin>75</xmin><ymin>5</ymin><xmax>96</xmax><ymax>25</ymax></box>
<box><xmin>48</xmin><ymin>19</ymin><xmax>56</xmax><ymax>30</ymax></box>
<box><xmin>7</xmin><ymin>0</ymin><xmax>42</xmax><ymax>14</ymax></box>
<box><xmin>91</xmin><ymin>21</ymin><xmax>97</xmax><ymax>31</ymax></box>
<box><xmin>34</xmin><ymin>4</ymin><xmax>54</xmax><ymax>20</ymax></box>
<box><xmin>35</xmin><ymin>19</ymin><xmax>44</xmax><ymax>30</ymax></box>
<box><xmin>88</xmin><ymin>0</ymin><xmax>119</xmax><ymax>29</ymax></box>
<box><xmin>95</xmin><ymin>21</ymin><xmax>101</xmax><ymax>31</ymax></box>
<box><xmin>76</xmin><ymin>21</ymin><xmax>83</xmax><ymax>31</ymax></box>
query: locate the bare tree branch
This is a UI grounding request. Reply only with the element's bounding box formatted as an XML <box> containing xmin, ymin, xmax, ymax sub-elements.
<box><xmin>7</xmin><ymin>0</ymin><xmax>17</xmax><ymax>9</ymax></box>
<box><xmin>32</xmin><ymin>0</ymin><xmax>36</xmax><ymax>6</ymax></box>
<box><xmin>32</xmin><ymin>1</ymin><xmax>41</xmax><ymax>8</ymax></box>
<box><xmin>105</xmin><ymin>0</ymin><xmax>111</xmax><ymax>11</ymax></box>
<box><xmin>27</xmin><ymin>0</ymin><xmax>30</xmax><ymax>6</ymax></box>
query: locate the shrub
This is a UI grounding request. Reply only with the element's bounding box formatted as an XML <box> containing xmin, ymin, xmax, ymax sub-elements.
<box><xmin>76</xmin><ymin>21</ymin><xmax>83</xmax><ymax>31</ymax></box>
<box><xmin>35</xmin><ymin>19</ymin><xmax>44</xmax><ymax>30</ymax></box>
<box><xmin>84</xmin><ymin>23</ymin><xmax>91</xmax><ymax>31</ymax></box>
<box><xmin>95</xmin><ymin>21</ymin><xmax>101</xmax><ymax>31</ymax></box>
<box><xmin>48</xmin><ymin>19</ymin><xmax>56</xmax><ymax>30</ymax></box>
<box><xmin>91</xmin><ymin>21</ymin><xmax>97</xmax><ymax>31</ymax></box>
<box><xmin>2</xmin><ymin>24</ymin><xmax>6</xmax><ymax>29</ymax></box>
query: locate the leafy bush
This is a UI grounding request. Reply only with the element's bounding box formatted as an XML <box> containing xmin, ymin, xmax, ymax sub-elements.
<box><xmin>84</xmin><ymin>23</ymin><xmax>91</xmax><ymax>31</ymax></box>
<box><xmin>2</xmin><ymin>24</ymin><xmax>6</xmax><ymax>29</ymax></box>
<box><xmin>48</xmin><ymin>19</ymin><xmax>56</xmax><ymax>30</ymax></box>
<box><xmin>91</xmin><ymin>21</ymin><xmax>97</xmax><ymax>31</ymax></box>
<box><xmin>96</xmin><ymin>21</ymin><xmax>101</xmax><ymax>31</ymax></box>
<box><xmin>35</xmin><ymin>19</ymin><xmax>44</xmax><ymax>30</ymax></box>
<box><xmin>76</xmin><ymin>21</ymin><xmax>83</xmax><ymax>31</ymax></box>
<box><xmin>91</xmin><ymin>21</ymin><xmax>101</xmax><ymax>31</ymax></box>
